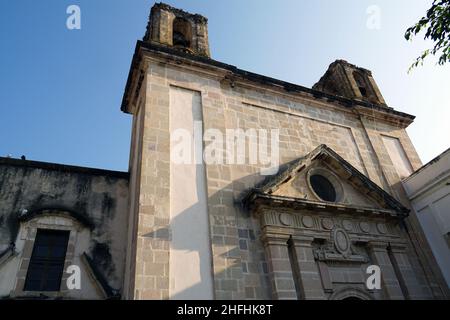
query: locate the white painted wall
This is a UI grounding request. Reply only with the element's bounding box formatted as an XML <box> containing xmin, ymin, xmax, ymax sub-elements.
<box><xmin>403</xmin><ymin>148</ymin><xmax>450</xmax><ymax>287</ymax></box>
<box><xmin>169</xmin><ymin>86</ymin><xmax>214</xmax><ymax>299</ymax></box>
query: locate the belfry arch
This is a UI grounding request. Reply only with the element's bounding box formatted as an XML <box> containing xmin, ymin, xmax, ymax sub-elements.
<box><xmin>172</xmin><ymin>17</ymin><xmax>192</xmax><ymax>49</ymax></box>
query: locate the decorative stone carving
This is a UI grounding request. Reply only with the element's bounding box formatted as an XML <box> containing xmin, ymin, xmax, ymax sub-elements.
<box><xmin>332</xmin><ymin>227</ymin><xmax>351</xmax><ymax>255</ymax></box>
<box><xmin>376</xmin><ymin>223</ymin><xmax>387</xmax><ymax>234</ymax></box>
<box><xmin>302</xmin><ymin>216</ymin><xmax>314</xmax><ymax>228</ymax></box>
<box><xmin>313</xmin><ymin>240</ymin><xmax>369</xmax><ymax>264</ymax></box>
<box><xmin>314</xmin><ymin>249</ymin><xmax>369</xmax><ymax>263</ymax></box>
<box><xmin>312</xmin><ymin>227</ymin><xmax>371</xmax><ymax>263</ymax></box>
<box><xmin>321</xmin><ymin>218</ymin><xmax>334</xmax><ymax>230</ymax></box>
<box><xmin>262</xmin><ymin>211</ymin><xmax>279</xmax><ymax>226</ymax></box>
<box><xmin>359</xmin><ymin>222</ymin><xmax>371</xmax><ymax>233</ymax></box>
<box><xmin>342</xmin><ymin>220</ymin><xmax>353</xmax><ymax>231</ymax></box>
<box><xmin>279</xmin><ymin>213</ymin><xmax>293</xmax><ymax>226</ymax></box>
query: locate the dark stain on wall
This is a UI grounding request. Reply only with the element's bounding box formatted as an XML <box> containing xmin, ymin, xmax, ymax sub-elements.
<box><xmin>91</xmin><ymin>241</ymin><xmax>115</xmax><ymax>277</ymax></box>
<box><xmin>6</xmin><ymin>214</ymin><xmax>19</xmax><ymax>244</ymax></box>
<box><xmin>75</xmin><ymin>174</ymin><xmax>90</xmax><ymax>196</ymax></box>
<box><xmin>101</xmin><ymin>193</ymin><xmax>116</xmax><ymax>218</ymax></box>
<box><xmin>0</xmin><ymin>157</ymin><xmax>129</xmax><ymax>288</ymax></box>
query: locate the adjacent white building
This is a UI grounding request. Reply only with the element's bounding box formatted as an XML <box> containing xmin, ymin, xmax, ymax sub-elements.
<box><xmin>403</xmin><ymin>148</ymin><xmax>450</xmax><ymax>287</ymax></box>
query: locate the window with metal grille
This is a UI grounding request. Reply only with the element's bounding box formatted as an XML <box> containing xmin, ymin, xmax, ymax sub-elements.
<box><xmin>24</xmin><ymin>229</ymin><xmax>70</xmax><ymax>292</ymax></box>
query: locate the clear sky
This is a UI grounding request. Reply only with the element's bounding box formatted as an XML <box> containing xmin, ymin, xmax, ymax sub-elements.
<box><xmin>0</xmin><ymin>0</ymin><xmax>449</xmax><ymax>171</ymax></box>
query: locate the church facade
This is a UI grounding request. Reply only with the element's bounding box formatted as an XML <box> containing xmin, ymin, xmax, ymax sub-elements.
<box><xmin>0</xmin><ymin>3</ymin><xmax>448</xmax><ymax>300</ymax></box>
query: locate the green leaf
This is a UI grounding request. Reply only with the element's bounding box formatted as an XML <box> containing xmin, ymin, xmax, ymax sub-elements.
<box><xmin>406</xmin><ymin>0</ymin><xmax>450</xmax><ymax>71</ymax></box>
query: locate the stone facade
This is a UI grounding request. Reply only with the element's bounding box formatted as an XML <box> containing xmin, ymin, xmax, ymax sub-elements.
<box><xmin>0</xmin><ymin>3</ymin><xmax>448</xmax><ymax>300</ymax></box>
<box><xmin>244</xmin><ymin>145</ymin><xmax>426</xmax><ymax>300</ymax></box>
<box><xmin>121</xmin><ymin>3</ymin><xmax>448</xmax><ymax>300</ymax></box>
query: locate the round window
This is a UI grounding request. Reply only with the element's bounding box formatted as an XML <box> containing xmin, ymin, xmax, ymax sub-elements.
<box><xmin>310</xmin><ymin>174</ymin><xmax>337</xmax><ymax>202</ymax></box>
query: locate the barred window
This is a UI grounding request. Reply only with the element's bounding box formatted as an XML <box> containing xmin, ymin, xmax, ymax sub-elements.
<box><xmin>24</xmin><ymin>229</ymin><xmax>70</xmax><ymax>292</ymax></box>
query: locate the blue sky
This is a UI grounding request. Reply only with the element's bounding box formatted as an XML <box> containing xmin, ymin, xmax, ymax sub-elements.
<box><xmin>0</xmin><ymin>0</ymin><xmax>448</xmax><ymax>171</ymax></box>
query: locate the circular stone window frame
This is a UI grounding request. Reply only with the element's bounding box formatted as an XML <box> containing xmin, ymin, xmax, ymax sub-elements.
<box><xmin>306</xmin><ymin>167</ymin><xmax>345</xmax><ymax>203</ymax></box>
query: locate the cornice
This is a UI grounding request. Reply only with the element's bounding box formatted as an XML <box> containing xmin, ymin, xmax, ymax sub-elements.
<box><xmin>121</xmin><ymin>42</ymin><xmax>415</xmax><ymax>129</ymax></box>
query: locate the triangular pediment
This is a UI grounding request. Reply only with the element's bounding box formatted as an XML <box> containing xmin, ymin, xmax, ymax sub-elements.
<box><xmin>245</xmin><ymin>145</ymin><xmax>408</xmax><ymax>216</ymax></box>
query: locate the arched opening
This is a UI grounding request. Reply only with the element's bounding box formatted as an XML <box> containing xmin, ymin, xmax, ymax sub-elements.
<box><xmin>353</xmin><ymin>71</ymin><xmax>369</xmax><ymax>98</ymax></box>
<box><xmin>342</xmin><ymin>296</ymin><xmax>363</xmax><ymax>301</ymax></box>
<box><xmin>329</xmin><ymin>286</ymin><xmax>374</xmax><ymax>300</ymax></box>
<box><xmin>18</xmin><ymin>207</ymin><xmax>95</xmax><ymax>230</ymax></box>
<box><xmin>172</xmin><ymin>17</ymin><xmax>192</xmax><ymax>49</ymax></box>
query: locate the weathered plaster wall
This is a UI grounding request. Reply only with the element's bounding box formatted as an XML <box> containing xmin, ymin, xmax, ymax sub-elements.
<box><xmin>0</xmin><ymin>159</ymin><xmax>129</xmax><ymax>299</ymax></box>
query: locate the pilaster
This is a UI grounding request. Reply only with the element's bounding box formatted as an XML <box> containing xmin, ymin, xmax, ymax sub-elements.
<box><xmin>261</xmin><ymin>234</ymin><xmax>297</xmax><ymax>300</ymax></box>
<box><xmin>290</xmin><ymin>236</ymin><xmax>326</xmax><ymax>300</ymax></box>
<box><xmin>368</xmin><ymin>241</ymin><xmax>404</xmax><ymax>300</ymax></box>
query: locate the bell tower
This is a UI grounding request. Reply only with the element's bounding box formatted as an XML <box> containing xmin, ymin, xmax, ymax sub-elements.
<box><xmin>143</xmin><ymin>2</ymin><xmax>211</xmax><ymax>57</ymax></box>
<box><xmin>122</xmin><ymin>3</ymin><xmax>215</xmax><ymax>300</ymax></box>
<box><xmin>313</xmin><ymin>60</ymin><xmax>387</xmax><ymax>106</ymax></box>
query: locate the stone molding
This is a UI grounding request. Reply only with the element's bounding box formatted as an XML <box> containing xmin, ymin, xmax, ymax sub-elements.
<box><xmin>259</xmin><ymin>209</ymin><xmax>400</xmax><ymax>240</ymax></box>
<box><xmin>367</xmin><ymin>241</ymin><xmax>389</xmax><ymax>251</ymax></box>
<box><xmin>329</xmin><ymin>286</ymin><xmax>375</xmax><ymax>300</ymax></box>
<box><xmin>290</xmin><ymin>235</ymin><xmax>315</xmax><ymax>247</ymax></box>
<box><xmin>260</xmin><ymin>232</ymin><xmax>291</xmax><ymax>247</ymax></box>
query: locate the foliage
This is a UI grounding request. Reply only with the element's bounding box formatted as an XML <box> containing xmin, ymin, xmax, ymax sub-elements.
<box><xmin>405</xmin><ymin>0</ymin><xmax>450</xmax><ymax>71</ymax></box>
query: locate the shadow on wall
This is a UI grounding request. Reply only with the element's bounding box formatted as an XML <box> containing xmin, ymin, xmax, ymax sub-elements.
<box><xmin>141</xmin><ymin>160</ymin><xmax>300</xmax><ymax>300</ymax></box>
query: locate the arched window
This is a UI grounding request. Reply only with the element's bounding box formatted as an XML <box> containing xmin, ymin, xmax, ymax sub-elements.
<box><xmin>172</xmin><ymin>17</ymin><xmax>192</xmax><ymax>49</ymax></box>
<box><xmin>353</xmin><ymin>71</ymin><xmax>368</xmax><ymax>98</ymax></box>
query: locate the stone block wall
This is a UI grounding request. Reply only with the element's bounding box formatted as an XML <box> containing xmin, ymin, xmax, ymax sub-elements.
<box><xmin>126</xmin><ymin>54</ymin><xmax>445</xmax><ymax>299</ymax></box>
